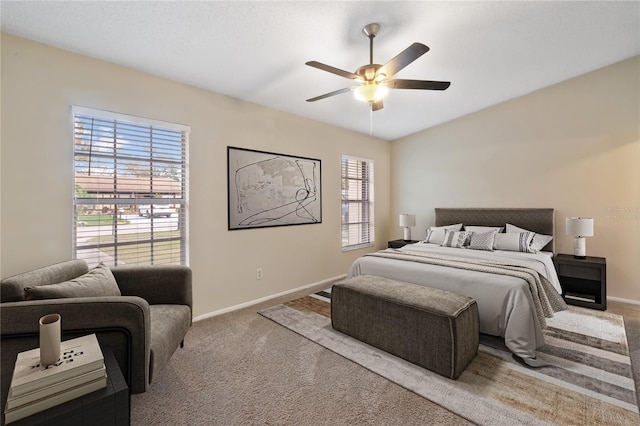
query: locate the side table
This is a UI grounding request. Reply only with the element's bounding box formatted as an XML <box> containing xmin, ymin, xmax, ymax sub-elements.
<box><xmin>554</xmin><ymin>254</ymin><xmax>607</xmax><ymax>310</ymax></box>
<box><xmin>2</xmin><ymin>348</ymin><xmax>130</xmax><ymax>426</ymax></box>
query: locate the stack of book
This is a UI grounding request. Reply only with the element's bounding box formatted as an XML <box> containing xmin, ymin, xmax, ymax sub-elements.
<box><xmin>4</xmin><ymin>333</ymin><xmax>107</xmax><ymax>424</ymax></box>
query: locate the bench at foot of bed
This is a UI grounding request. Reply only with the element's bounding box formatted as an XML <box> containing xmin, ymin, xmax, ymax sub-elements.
<box><xmin>331</xmin><ymin>275</ymin><xmax>479</xmax><ymax>379</ymax></box>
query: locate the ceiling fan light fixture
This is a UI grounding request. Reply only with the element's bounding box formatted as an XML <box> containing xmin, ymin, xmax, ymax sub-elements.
<box><xmin>354</xmin><ymin>83</ymin><xmax>389</xmax><ymax>103</ymax></box>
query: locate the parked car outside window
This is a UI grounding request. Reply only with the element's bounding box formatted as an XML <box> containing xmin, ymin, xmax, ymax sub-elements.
<box><xmin>138</xmin><ymin>205</ymin><xmax>175</xmax><ymax>218</ymax></box>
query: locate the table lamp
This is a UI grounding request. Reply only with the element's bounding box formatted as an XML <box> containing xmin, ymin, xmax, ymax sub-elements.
<box><xmin>566</xmin><ymin>217</ymin><xmax>594</xmax><ymax>259</ymax></box>
<box><xmin>399</xmin><ymin>214</ymin><xmax>416</xmax><ymax>242</ymax></box>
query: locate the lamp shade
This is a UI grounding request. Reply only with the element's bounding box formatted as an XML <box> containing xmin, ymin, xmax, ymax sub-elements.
<box><xmin>399</xmin><ymin>214</ymin><xmax>416</xmax><ymax>227</ymax></box>
<box><xmin>566</xmin><ymin>217</ymin><xmax>594</xmax><ymax>237</ymax></box>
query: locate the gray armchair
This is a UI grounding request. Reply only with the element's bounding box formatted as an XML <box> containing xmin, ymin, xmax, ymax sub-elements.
<box><xmin>1</xmin><ymin>260</ymin><xmax>192</xmax><ymax>394</ymax></box>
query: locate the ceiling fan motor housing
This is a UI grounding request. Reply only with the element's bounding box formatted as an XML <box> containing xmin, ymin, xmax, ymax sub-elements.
<box><xmin>356</xmin><ymin>64</ymin><xmax>383</xmax><ymax>82</ymax></box>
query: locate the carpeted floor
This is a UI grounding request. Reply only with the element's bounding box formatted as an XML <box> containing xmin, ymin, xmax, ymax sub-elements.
<box><xmin>131</xmin><ymin>282</ymin><xmax>640</xmax><ymax>425</ymax></box>
<box><xmin>131</xmin><ymin>282</ymin><xmax>473</xmax><ymax>425</ymax></box>
<box><xmin>261</xmin><ymin>289</ymin><xmax>639</xmax><ymax>425</ymax></box>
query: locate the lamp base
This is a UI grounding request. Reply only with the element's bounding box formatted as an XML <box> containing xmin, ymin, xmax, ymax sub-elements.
<box><xmin>403</xmin><ymin>227</ymin><xmax>412</xmax><ymax>242</ymax></box>
<box><xmin>573</xmin><ymin>237</ymin><xmax>586</xmax><ymax>258</ymax></box>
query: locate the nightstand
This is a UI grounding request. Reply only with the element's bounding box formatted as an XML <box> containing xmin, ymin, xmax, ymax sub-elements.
<box><xmin>554</xmin><ymin>254</ymin><xmax>606</xmax><ymax>310</ymax></box>
<box><xmin>388</xmin><ymin>239</ymin><xmax>420</xmax><ymax>249</ymax></box>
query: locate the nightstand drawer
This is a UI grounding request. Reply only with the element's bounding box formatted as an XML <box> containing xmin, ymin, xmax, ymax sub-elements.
<box><xmin>557</xmin><ymin>263</ymin><xmax>601</xmax><ymax>281</ymax></box>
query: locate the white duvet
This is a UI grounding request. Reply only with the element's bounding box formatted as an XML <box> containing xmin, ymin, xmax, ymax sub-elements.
<box><xmin>347</xmin><ymin>242</ymin><xmax>564</xmax><ymax>361</ymax></box>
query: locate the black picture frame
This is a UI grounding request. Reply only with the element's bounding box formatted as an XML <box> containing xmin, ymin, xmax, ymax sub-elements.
<box><xmin>227</xmin><ymin>146</ymin><xmax>322</xmax><ymax>230</ymax></box>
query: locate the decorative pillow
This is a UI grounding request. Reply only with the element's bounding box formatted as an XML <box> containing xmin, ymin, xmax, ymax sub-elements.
<box><xmin>24</xmin><ymin>263</ymin><xmax>121</xmax><ymax>300</ymax></box>
<box><xmin>441</xmin><ymin>230</ymin><xmax>472</xmax><ymax>248</ymax></box>
<box><xmin>505</xmin><ymin>223</ymin><xmax>553</xmax><ymax>252</ymax></box>
<box><xmin>493</xmin><ymin>232</ymin><xmax>535</xmax><ymax>253</ymax></box>
<box><xmin>424</xmin><ymin>223</ymin><xmax>463</xmax><ymax>245</ymax></box>
<box><xmin>463</xmin><ymin>225</ymin><xmax>504</xmax><ymax>234</ymax></box>
<box><xmin>468</xmin><ymin>230</ymin><xmax>498</xmax><ymax>251</ymax></box>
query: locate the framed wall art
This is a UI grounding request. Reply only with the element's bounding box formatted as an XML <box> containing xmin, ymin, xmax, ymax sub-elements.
<box><xmin>227</xmin><ymin>146</ymin><xmax>322</xmax><ymax>230</ymax></box>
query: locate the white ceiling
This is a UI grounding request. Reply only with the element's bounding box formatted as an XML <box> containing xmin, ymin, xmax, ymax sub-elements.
<box><xmin>2</xmin><ymin>1</ymin><xmax>639</xmax><ymax>140</ymax></box>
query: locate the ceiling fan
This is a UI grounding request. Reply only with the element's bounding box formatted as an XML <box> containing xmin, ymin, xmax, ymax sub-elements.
<box><xmin>305</xmin><ymin>23</ymin><xmax>450</xmax><ymax>111</ymax></box>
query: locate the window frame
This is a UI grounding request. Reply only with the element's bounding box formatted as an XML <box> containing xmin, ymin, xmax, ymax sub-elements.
<box><xmin>72</xmin><ymin>106</ymin><xmax>190</xmax><ymax>267</ymax></box>
<box><xmin>341</xmin><ymin>154</ymin><xmax>375</xmax><ymax>251</ymax></box>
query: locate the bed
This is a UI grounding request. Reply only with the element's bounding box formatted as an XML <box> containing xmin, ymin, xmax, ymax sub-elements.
<box><xmin>347</xmin><ymin>208</ymin><xmax>567</xmax><ymax>366</ymax></box>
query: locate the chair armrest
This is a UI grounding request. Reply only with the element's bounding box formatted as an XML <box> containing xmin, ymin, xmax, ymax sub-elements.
<box><xmin>1</xmin><ymin>296</ymin><xmax>149</xmax><ymax>336</ymax></box>
<box><xmin>1</xmin><ymin>297</ymin><xmax>150</xmax><ymax>393</ymax></box>
<box><xmin>110</xmin><ymin>265</ymin><xmax>192</xmax><ymax>312</ymax></box>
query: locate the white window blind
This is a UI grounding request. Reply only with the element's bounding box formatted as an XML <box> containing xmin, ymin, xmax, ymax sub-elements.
<box><xmin>341</xmin><ymin>155</ymin><xmax>374</xmax><ymax>250</ymax></box>
<box><xmin>73</xmin><ymin>107</ymin><xmax>189</xmax><ymax>267</ymax></box>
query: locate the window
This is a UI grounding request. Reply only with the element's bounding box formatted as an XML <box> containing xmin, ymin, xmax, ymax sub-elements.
<box><xmin>73</xmin><ymin>106</ymin><xmax>189</xmax><ymax>267</ymax></box>
<box><xmin>341</xmin><ymin>155</ymin><xmax>374</xmax><ymax>250</ymax></box>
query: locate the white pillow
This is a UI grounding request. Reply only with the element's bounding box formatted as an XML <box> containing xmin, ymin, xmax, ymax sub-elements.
<box><xmin>493</xmin><ymin>232</ymin><xmax>535</xmax><ymax>253</ymax></box>
<box><xmin>464</xmin><ymin>225</ymin><xmax>504</xmax><ymax>234</ymax></box>
<box><xmin>505</xmin><ymin>223</ymin><xmax>553</xmax><ymax>252</ymax></box>
<box><xmin>468</xmin><ymin>230</ymin><xmax>498</xmax><ymax>251</ymax></box>
<box><xmin>424</xmin><ymin>223</ymin><xmax>463</xmax><ymax>245</ymax></box>
<box><xmin>441</xmin><ymin>230</ymin><xmax>472</xmax><ymax>248</ymax></box>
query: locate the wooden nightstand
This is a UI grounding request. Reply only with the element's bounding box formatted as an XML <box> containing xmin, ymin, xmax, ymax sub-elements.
<box><xmin>388</xmin><ymin>239</ymin><xmax>420</xmax><ymax>249</ymax></box>
<box><xmin>554</xmin><ymin>254</ymin><xmax>606</xmax><ymax>310</ymax></box>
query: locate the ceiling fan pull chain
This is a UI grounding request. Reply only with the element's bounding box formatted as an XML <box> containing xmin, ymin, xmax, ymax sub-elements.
<box><xmin>370</xmin><ymin>108</ymin><xmax>373</xmax><ymax>137</ymax></box>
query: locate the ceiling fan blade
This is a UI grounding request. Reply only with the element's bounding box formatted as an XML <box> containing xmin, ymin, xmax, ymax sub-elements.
<box><xmin>371</xmin><ymin>101</ymin><xmax>384</xmax><ymax>112</ymax></box>
<box><xmin>306</xmin><ymin>87</ymin><xmax>352</xmax><ymax>102</ymax></box>
<box><xmin>377</xmin><ymin>43</ymin><xmax>430</xmax><ymax>79</ymax></box>
<box><xmin>305</xmin><ymin>61</ymin><xmax>361</xmax><ymax>80</ymax></box>
<box><xmin>386</xmin><ymin>79</ymin><xmax>451</xmax><ymax>90</ymax></box>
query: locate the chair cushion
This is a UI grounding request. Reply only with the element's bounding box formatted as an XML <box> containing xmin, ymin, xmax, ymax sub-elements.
<box><xmin>149</xmin><ymin>304</ymin><xmax>191</xmax><ymax>383</ymax></box>
<box><xmin>24</xmin><ymin>263</ymin><xmax>121</xmax><ymax>300</ymax></box>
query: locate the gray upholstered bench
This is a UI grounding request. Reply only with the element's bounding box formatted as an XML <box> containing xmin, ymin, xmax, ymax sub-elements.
<box><xmin>331</xmin><ymin>275</ymin><xmax>479</xmax><ymax>379</ymax></box>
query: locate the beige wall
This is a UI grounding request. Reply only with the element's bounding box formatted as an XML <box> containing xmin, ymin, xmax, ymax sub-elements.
<box><xmin>391</xmin><ymin>56</ymin><xmax>640</xmax><ymax>303</ymax></box>
<box><xmin>0</xmin><ymin>34</ymin><xmax>391</xmax><ymax>317</ymax></box>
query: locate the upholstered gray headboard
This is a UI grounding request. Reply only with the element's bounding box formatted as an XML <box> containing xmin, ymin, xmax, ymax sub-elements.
<box><xmin>435</xmin><ymin>208</ymin><xmax>555</xmax><ymax>252</ymax></box>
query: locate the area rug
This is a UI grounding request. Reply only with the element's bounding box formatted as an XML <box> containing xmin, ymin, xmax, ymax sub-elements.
<box><xmin>259</xmin><ymin>289</ymin><xmax>640</xmax><ymax>426</ymax></box>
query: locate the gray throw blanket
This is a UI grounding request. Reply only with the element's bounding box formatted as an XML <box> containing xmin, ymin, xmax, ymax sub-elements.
<box><xmin>365</xmin><ymin>249</ymin><xmax>567</xmax><ymax>329</ymax></box>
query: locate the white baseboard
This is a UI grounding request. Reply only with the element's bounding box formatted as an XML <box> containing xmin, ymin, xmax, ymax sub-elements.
<box><xmin>193</xmin><ymin>274</ymin><xmax>346</xmax><ymax>323</ymax></box>
<box><xmin>607</xmin><ymin>296</ymin><xmax>640</xmax><ymax>306</ymax></box>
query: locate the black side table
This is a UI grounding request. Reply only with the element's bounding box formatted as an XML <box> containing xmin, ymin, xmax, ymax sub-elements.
<box><xmin>388</xmin><ymin>239</ymin><xmax>420</xmax><ymax>249</ymax></box>
<box><xmin>554</xmin><ymin>254</ymin><xmax>607</xmax><ymax>310</ymax></box>
<box><xmin>2</xmin><ymin>348</ymin><xmax>130</xmax><ymax>426</ymax></box>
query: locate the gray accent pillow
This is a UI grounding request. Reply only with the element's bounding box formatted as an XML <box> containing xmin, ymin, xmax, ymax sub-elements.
<box><xmin>25</xmin><ymin>263</ymin><xmax>121</xmax><ymax>300</ymax></box>
<box><xmin>505</xmin><ymin>223</ymin><xmax>553</xmax><ymax>252</ymax></box>
<box><xmin>493</xmin><ymin>232</ymin><xmax>535</xmax><ymax>253</ymax></box>
<box><xmin>464</xmin><ymin>225</ymin><xmax>504</xmax><ymax>234</ymax></box>
<box><xmin>468</xmin><ymin>230</ymin><xmax>497</xmax><ymax>251</ymax></box>
<box><xmin>441</xmin><ymin>230</ymin><xmax>472</xmax><ymax>248</ymax></box>
<box><xmin>424</xmin><ymin>223</ymin><xmax>463</xmax><ymax>245</ymax></box>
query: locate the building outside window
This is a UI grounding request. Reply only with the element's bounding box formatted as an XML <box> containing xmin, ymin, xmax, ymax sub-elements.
<box><xmin>341</xmin><ymin>155</ymin><xmax>374</xmax><ymax>250</ymax></box>
<box><xmin>73</xmin><ymin>106</ymin><xmax>189</xmax><ymax>266</ymax></box>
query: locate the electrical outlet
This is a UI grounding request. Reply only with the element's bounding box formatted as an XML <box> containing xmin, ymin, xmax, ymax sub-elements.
<box><xmin>256</xmin><ymin>268</ymin><xmax>263</xmax><ymax>280</ymax></box>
